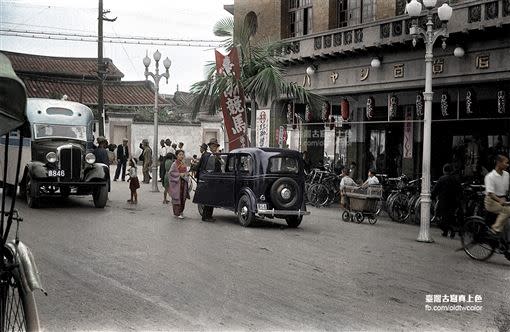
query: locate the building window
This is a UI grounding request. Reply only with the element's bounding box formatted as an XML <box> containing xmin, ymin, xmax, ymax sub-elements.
<box><xmin>337</xmin><ymin>0</ymin><xmax>349</xmax><ymax>27</ymax></box>
<box><xmin>396</xmin><ymin>0</ymin><xmax>410</xmax><ymax>16</ymax></box>
<box><xmin>361</xmin><ymin>0</ymin><xmax>375</xmax><ymax>23</ymax></box>
<box><xmin>288</xmin><ymin>0</ymin><xmax>312</xmax><ymax>37</ymax></box>
<box><xmin>336</xmin><ymin>0</ymin><xmax>375</xmax><ymax>27</ymax></box>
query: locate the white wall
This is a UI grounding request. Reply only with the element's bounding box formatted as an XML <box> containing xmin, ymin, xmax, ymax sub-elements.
<box><xmin>127</xmin><ymin>122</ymin><xmax>224</xmax><ymax>160</ymax></box>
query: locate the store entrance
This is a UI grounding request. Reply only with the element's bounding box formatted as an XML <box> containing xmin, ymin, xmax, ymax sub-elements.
<box><xmin>431</xmin><ymin>119</ymin><xmax>509</xmax><ymax>181</ymax></box>
<box><xmin>367</xmin><ymin>125</ymin><xmax>403</xmax><ymax>177</ymax></box>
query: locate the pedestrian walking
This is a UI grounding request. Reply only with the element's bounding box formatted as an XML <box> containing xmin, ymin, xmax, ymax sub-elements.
<box><xmin>168</xmin><ymin>149</ymin><xmax>190</xmax><ymax>219</ymax></box>
<box><xmin>114</xmin><ymin>138</ymin><xmax>129</xmax><ymax>181</ymax></box>
<box><xmin>162</xmin><ymin>155</ymin><xmax>173</xmax><ymax>204</ymax></box>
<box><xmin>141</xmin><ymin>139</ymin><xmax>152</xmax><ymax>183</ymax></box>
<box><xmin>94</xmin><ymin>136</ymin><xmax>111</xmax><ymax>192</ymax></box>
<box><xmin>431</xmin><ymin>163</ymin><xmax>463</xmax><ymax>238</ymax></box>
<box><xmin>127</xmin><ymin>159</ymin><xmax>140</xmax><ymax>204</ymax></box>
<box><xmin>190</xmin><ymin>154</ymin><xmax>199</xmax><ymax>177</ymax></box>
<box><xmin>107</xmin><ymin>143</ymin><xmax>117</xmax><ymax>165</ymax></box>
<box><xmin>158</xmin><ymin>139</ymin><xmax>167</xmax><ymax>182</ymax></box>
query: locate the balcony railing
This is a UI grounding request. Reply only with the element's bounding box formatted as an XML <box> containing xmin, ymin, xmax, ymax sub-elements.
<box><xmin>279</xmin><ymin>0</ymin><xmax>510</xmax><ymax>61</ymax></box>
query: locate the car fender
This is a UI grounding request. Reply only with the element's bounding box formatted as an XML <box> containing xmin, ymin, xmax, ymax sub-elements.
<box><xmin>237</xmin><ymin>187</ymin><xmax>256</xmax><ymax>213</ymax></box>
<box><xmin>5</xmin><ymin>241</ymin><xmax>46</xmax><ymax>295</ymax></box>
<box><xmin>25</xmin><ymin>161</ymin><xmax>48</xmax><ymax>179</ymax></box>
<box><xmin>84</xmin><ymin>163</ymin><xmax>109</xmax><ymax>182</ymax></box>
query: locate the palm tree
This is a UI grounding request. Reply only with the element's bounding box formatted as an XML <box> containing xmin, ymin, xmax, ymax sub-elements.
<box><xmin>191</xmin><ymin>16</ymin><xmax>324</xmax><ymax>147</ymax></box>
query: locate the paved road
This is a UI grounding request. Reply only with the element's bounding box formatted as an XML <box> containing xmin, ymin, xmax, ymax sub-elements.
<box><xmin>6</xmin><ymin>174</ymin><xmax>510</xmax><ymax>331</ymax></box>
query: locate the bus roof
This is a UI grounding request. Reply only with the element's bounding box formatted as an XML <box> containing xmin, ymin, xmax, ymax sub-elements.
<box><xmin>26</xmin><ymin>98</ymin><xmax>94</xmax><ymax>126</ymax></box>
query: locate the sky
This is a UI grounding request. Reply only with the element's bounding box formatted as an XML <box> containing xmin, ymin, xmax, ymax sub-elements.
<box><xmin>0</xmin><ymin>0</ymin><xmax>233</xmax><ymax>94</ymax></box>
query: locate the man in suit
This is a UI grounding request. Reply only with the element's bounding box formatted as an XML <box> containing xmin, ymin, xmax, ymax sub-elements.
<box><xmin>196</xmin><ymin>138</ymin><xmax>221</xmax><ymax>222</ymax></box>
<box><xmin>114</xmin><ymin>138</ymin><xmax>129</xmax><ymax>181</ymax></box>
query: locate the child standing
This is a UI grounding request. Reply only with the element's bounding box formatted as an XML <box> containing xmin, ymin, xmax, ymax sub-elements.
<box><xmin>127</xmin><ymin>159</ymin><xmax>140</xmax><ymax>204</ymax></box>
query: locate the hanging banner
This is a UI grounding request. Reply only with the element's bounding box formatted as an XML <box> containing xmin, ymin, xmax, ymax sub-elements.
<box><xmin>256</xmin><ymin>109</ymin><xmax>270</xmax><ymax>147</ymax></box>
<box><xmin>215</xmin><ymin>48</ymin><xmax>250</xmax><ymax>150</ymax></box>
<box><xmin>403</xmin><ymin>110</ymin><xmax>413</xmax><ymax>159</ymax></box>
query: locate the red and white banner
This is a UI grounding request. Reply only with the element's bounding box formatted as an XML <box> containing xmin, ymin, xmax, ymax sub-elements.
<box><xmin>215</xmin><ymin>48</ymin><xmax>250</xmax><ymax>150</ymax></box>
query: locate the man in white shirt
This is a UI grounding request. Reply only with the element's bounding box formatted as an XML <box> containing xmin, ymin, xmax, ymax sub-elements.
<box><xmin>340</xmin><ymin>168</ymin><xmax>357</xmax><ymax>209</ymax></box>
<box><xmin>362</xmin><ymin>169</ymin><xmax>380</xmax><ymax>188</ymax></box>
<box><xmin>484</xmin><ymin>154</ymin><xmax>510</xmax><ymax>234</ymax></box>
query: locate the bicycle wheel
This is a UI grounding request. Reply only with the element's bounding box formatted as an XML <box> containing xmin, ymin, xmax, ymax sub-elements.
<box><xmin>0</xmin><ymin>255</ymin><xmax>40</xmax><ymax>332</ymax></box>
<box><xmin>461</xmin><ymin>218</ymin><xmax>496</xmax><ymax>261</ymax></box>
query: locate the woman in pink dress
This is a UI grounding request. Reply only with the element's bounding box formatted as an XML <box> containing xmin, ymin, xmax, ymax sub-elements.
<box><xmin>167</xmin><ymin>150</ymin><xmax>189</xmax><ymax>219</ymax></box>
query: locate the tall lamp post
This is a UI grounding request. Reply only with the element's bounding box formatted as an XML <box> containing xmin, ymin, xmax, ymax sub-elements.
<box><xmin>143</xmin><ymin>50</ymin><xmax>171</xmax><ymax>192</ymax></box>
<box><xmin>406</xmin><ymin>0</ymin><xmax>453</xmax><ymax>242</ymax></box>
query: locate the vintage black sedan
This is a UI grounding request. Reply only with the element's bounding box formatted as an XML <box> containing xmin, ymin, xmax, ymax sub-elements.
<box><xmin>193</xmin><ymin>148</ymin><xmax>310</xmax><ymax>227</ymax></box>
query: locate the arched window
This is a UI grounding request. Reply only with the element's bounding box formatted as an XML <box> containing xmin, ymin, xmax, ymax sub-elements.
<box><xmin>244</xmin><ymin>11</ymin><xmax>258</xmax><ymax>37</ymax></box>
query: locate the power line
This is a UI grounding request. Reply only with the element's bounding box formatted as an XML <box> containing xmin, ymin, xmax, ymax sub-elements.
<box><xmin>0</xmin><ymin>28</ymin><xmax>223</xmax><ymax>44</ymax></box>
<box><xmin>0</xmin><ymin>32</ymin><xmax>221</xmax><ymax>48</ymax></box>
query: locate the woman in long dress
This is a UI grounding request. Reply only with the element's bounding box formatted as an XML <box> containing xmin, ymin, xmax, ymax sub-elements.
<box><xmin>168</xmin><ymin>150</ymin><xmax>189</xmax><ymax>219</ymax></box>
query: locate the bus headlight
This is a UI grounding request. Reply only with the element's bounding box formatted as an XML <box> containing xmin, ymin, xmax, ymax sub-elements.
<box><xmin>46</xmin><ymin>152</ymin><xmax>57</xmax><ymax>163</ymax></box>
<box><xmin>85</xmin><ymin>153</ymin><xmax>96</xmax><ymax>164</ymax></box>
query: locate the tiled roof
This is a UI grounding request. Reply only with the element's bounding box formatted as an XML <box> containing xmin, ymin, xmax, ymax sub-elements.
<box><xmin>2</xmin><ymin>50</ymin><xmax>124</xmax><ymax>80</ymax></box>
<box><xmin>22</xmin><ymin>77</ymin><xmax>169</xmax><ymax>106</ymax></box>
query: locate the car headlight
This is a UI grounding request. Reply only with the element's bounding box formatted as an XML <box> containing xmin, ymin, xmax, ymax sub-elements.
<box><xmin>85</xmin><ymin>153</ymin><xmax>96</xmax><ymax>164</ymax></box>
<box><xmin>46</xmin><ymin>152</ymin><xmax>57</xmax><ymax>163</ymax></box>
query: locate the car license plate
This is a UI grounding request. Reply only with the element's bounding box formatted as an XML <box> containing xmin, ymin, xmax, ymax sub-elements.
<box><xmin>48</xmin><ymin>169</ymin><xmax>65</xmax><ymax>177</ymax></box>
<box><xmin>257</xmin><ymin>203</ymin><xmax>267</xmax><ymax>210</ymax></box>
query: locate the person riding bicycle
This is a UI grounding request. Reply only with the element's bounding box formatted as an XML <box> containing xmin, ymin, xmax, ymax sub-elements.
<box><xmin>484</xmin><ymin>154</ymin><xmax>510</xmax><ymax>236</ymax></box>
<box><xmin>431</xmin><ymin>163</ymin><xmax>463</xmax><ymax>238</ymax></box>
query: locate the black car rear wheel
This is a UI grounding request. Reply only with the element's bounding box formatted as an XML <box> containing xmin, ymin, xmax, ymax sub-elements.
<box><xmin>270</xmin><ymin>177</ymin><xmax>300</xmax><ymax>209</ymax></box>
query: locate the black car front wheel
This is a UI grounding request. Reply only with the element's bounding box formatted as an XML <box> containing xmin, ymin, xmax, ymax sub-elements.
<box><xmin>25</xmin><ymin>174</ymin><xmax>38</xmax><ymax>208</ymax></box>
<box><xmin>93</xmin><ymin>185</ymin><xmax>108</xmax><ymax>208</ymax></box>
<box><xmin>237</xmin><ymin>195</ymin><xmax>254</xmax><ymax>227</ymax></box>
<box><xmin>286</xmin><ymin>215</ymin><xmax>302</xmax><ymax>228</ymax></box>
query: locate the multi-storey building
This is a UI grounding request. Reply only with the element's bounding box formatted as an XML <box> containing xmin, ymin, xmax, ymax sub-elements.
<box><xmin>230</xmin><ymin>0</ymin><xmax>510</xmax><ymax>181</ymax></box>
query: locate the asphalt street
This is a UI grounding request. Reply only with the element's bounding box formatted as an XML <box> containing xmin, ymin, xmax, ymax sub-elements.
<box><xmin>5</xmin><ymin>171</ymin><xmax>510</xmax><ymax>331</ymax></box>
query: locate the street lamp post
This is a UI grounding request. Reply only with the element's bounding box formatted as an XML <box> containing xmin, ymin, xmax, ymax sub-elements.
<box><xmin>406</xmin><ymin>0</ymin><xmax>453</xmax><ymax>242</ymax></box>
<box><xmin>143</xmin><ymin>50</ymin><xmax>171</xmax><ymax>192</ymax></box>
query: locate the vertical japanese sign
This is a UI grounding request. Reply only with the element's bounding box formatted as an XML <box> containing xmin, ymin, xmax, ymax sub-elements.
<box><xmin>403</xmin><ymin>110</ymin><xmax>413</xmax><ymax>158</ymax></box>
<box><xmin>215</xmin><ymin>48</ymin><xmax>250</xmax><ymax>150</ymax></box>
<box><xmin>256</xmin><ymin>109</ymin><xmax>270</xmax><ymax>147</ymax></box>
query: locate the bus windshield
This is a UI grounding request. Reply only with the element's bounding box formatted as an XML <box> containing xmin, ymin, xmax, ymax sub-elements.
<box><xmin>34</xmin><ymin>124</ymin><xmax>87</xmax><ymax>141</ymax></box>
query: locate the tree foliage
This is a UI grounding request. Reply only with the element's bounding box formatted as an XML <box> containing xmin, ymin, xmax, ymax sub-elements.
<box><xmin>190</xmin><ymin>16</ymin><xmax>324</xmax><ymax>118</ymax></box>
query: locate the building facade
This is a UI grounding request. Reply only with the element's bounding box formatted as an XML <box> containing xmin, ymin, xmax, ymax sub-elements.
<box><xmin>232</xmin><ymin>0</ymin><xmax>510</xmax><ymax>182</ymax></box>
<box><xmin>2</xmin><ymin>51</ymin><xmax>225</xmax><ymax>159</ymax></box>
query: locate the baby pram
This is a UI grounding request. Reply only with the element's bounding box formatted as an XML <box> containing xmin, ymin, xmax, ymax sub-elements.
<box><xmin>342</xmin><ymin>185</ymin><xmax>383</xmax><ymax>224</ymax></box>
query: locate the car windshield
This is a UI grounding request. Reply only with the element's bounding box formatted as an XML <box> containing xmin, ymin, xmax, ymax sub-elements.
<box><xmin>268</xmin><ymin>156</ymin><xmax>299</xmax><ymax>174</ymax></box>
<box><xmin>34</xmin><ymin>124</ymin><xmax>87</xmax><ymax>141</ymax></box>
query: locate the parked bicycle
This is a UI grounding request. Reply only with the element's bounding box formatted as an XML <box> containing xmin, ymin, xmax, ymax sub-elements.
<box><xmin>305</xmin><ymin>169</ymin><xmax>342</xmax><ymax>208</ymax></box>
<box><xmin>0</xmin><ymin>53</ymin><xmax>45</xmax><ymax>331</ymax></box>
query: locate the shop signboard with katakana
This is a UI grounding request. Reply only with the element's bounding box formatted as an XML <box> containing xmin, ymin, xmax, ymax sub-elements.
<box><xmin>215</xmin><ymin>48</ymin><xmax>250</xmax><ymax>150</ymax></box>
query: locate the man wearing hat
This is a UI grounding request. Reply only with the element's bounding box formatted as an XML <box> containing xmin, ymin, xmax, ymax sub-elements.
<box><xmin>195</xmin><ymin>138</ymin><xmax>221</xmax><ymax>221</ymax></box>
<box><xmin>114</xmin><ymin>138</ymin><xmax>129</xmax><ymax>181</ymax></box>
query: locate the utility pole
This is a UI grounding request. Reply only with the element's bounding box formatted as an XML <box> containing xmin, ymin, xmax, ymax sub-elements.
<box><xmin>97</xmin><ymin>0</ymin><xmax>116</xmax><ymax>137</ymax></box>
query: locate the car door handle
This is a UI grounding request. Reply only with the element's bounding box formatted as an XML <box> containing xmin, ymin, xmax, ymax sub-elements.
<box><xmin>199</xmin><ymin>180</ymin><xmax>205</xmax><ymax>183</ymax></box>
